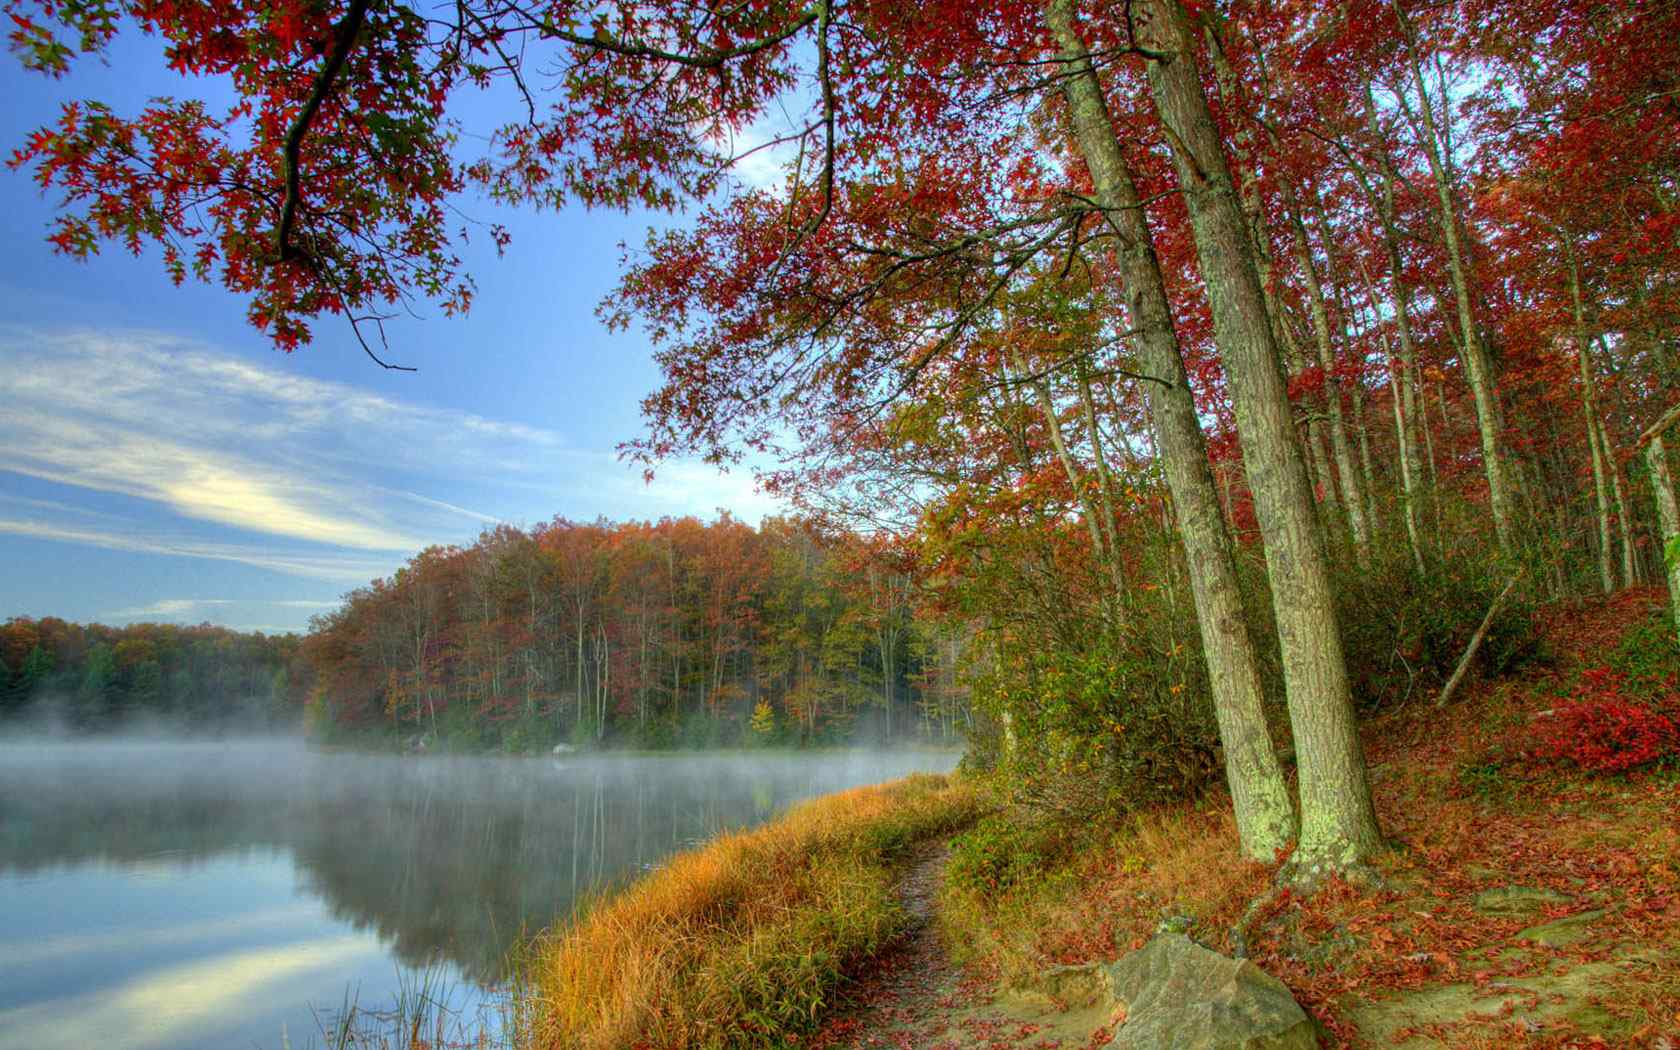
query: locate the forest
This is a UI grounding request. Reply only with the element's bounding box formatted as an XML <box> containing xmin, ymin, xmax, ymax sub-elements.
<box><xmin>0</xmin><ymin>617</ymin><xmax>305</xmax><ymax>729</ymax></box>
<box><xmin>302</xmin><ymin>515</ymin><xmax>970</xmax><ymax>750</ymax></box>
<box><xmin>8</xmin><ymin>0</ymin><xmax>1679</xmax><ymax>887</ymax></box>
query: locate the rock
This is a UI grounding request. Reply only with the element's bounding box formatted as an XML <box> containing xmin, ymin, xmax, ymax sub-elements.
<box><xmin>1103</xmin><ymin>933</ymin><xmax>1318</xmax><ymax>1049</ymax></box>
<box><xmin>1516</xmin><ymin>909</ymin><xmax>1605</xmax><ymax>947</ymax></box>
<box><xmin>1347</xmin><ymin>960</ymin><xmax>1621</xmax><ymax>1047</ymax></box>
<box><xmin>1000</xmin><ymin>963</ymin><xmax>1115</xmax><ymax>1015</ymax></box>
<box><xmin>1472</xmin><ymin>885</ymin><xmax>1570</xmax><ymax>917</ymax></box>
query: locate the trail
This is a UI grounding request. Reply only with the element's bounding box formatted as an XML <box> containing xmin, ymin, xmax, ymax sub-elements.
<box><xmin>809</xmin><ymin>844</ymin><xmax>1112</xmax><ymax>1050</ymax></box>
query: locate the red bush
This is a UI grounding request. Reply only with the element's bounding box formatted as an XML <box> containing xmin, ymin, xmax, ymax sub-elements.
<box><xmin>1530</xmin><ymin>668</ymin><xmax>1678</xmax><ymax>775</ymax></box>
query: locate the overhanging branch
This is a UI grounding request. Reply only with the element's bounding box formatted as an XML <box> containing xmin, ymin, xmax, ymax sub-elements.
<box><xmin>277</xmin><ymin>0</ymin><xmax>372</xmax><ymax>263</ymax></box>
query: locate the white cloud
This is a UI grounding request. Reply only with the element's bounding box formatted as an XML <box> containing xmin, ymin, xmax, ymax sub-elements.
<box><xmin>105</xmin><ymin>598</ymin><xmax>339</xmax><ymax>621</ymax></box>
<box><xmin>0</xmin><ymin>325</ymin><xmax>787</xmax><ymax>593</ymax></box>
<box><xmin>0</xmin><ymin>518</ymin><xmax>396</xmax><ymax>583</ymax></box>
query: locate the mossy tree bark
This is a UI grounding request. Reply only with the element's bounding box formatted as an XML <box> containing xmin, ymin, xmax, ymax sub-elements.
<box><xmin>1044</xmin><ymin>0</ymin><xmax>1296</xmax><ymax>861</ymax></box>
<box><xmin>1202</xmin><ymin>24</ymin><xmax>1342</xmax><ymax>528</ymax></box>
<box><xmin>1647</xmin><ymin>434</ymin><xmax>1680</xmax><ymax>645</ymax></box>
<box><xmin>1133</xmin><ymin>0</ymin><xmax>1384</xmax><ymax>876</ymax></box>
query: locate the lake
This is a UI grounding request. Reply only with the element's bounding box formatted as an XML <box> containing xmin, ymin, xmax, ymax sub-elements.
<box><xmin>0</xmin><ymin>739</ymin><xmax>958</xmax><ymax>1050</ymax></box>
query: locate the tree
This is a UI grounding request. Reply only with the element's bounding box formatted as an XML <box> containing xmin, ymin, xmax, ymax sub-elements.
<box><xmin>1131</xmin><ymin>0</ymin><xmax>1383</xmax><ymax>874</ymax></box>
<box><xmin>16</xmin><ymin>0</ymin><xmax>1680</xmax><ymax>881</ymax></box>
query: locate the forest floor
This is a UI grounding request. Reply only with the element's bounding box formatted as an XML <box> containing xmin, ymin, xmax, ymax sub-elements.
<box><xmin>804</xmin><ymin>589</ymin><xmax>1680</xmax><ymax>1049</ymax></box>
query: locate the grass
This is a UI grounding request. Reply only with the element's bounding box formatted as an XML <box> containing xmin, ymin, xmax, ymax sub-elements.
<box><xmin>938</xmin><ymin>797</ymin><xmax>1271</xmax><ymax>986</ymax></box>
<box><xmin>522</xmin><ymin>772</ymin><xmax>985</xmax><ymax>1050</ymax></box>
<box><xmin>298</xmin><ymin>961</ymin><xmax>529</xmax><ymax>1050</ymax></box>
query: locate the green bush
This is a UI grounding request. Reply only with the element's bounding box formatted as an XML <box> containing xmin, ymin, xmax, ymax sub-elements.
<box><xmin>946</xmin><ymin>813</ymin><xmax>1071</xmax><ymax>900</ymax></box>
<box><xmin>1337</xmin><ymin>546</ymin><xmax>1538</xmax><ymax>709</ymax></box>
<box><xmin>975</xmin><ymin>636</ymin><xmax>1224</xmax><ymax>815</ymax></box>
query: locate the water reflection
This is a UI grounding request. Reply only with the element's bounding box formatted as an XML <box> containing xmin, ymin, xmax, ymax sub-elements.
<box><xmin>0</xmin><ymin>740</ymin><xmax>956</xmax><ymax>983</ymax></box>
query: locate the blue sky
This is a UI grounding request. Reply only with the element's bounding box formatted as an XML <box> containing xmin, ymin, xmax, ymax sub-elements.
<box><xmin>0</xmin><ymin>37</ymin><xmax>787</xmax><ymax>634</ymax></box>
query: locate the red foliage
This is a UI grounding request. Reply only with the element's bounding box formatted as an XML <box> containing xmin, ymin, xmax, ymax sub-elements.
<box><xmin>1529</xmin><ymin>668</ymin><xmax>1678</xmax><ymax>775</ymax></box>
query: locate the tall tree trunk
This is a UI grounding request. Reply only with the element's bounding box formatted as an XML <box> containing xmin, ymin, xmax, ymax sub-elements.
<box><xmin>1078</xmin><ymin>360</ymin><xmax>1131</xmax><ymax>608</ymax></box>
<box><xmin>1606</xmin><ymin>433</ymin><xmax>1637</xmax><ymax>587</ymax></box>
<box><xmin>1045</xmin><ymin>0</ymin><xmax>1296</xmax><ymax>861</ymax></box>
<box><xmin>1289</xmin><ymin>198</ymin><xmax>1369</xmax><ymax>556</ymax></box>
<box><xmin>1392</xmin><ymin>9</ymin><xmax>1519</xmax><ymax>557</ymax></box>
<box><xmin>1350</xmin><ymin>128</ymin><xmax>1427</xmax><ymax>571</ymax></box>
<box><xmin>1136</xmin><ymin>0</ymin><xmax>1382</xmax><ymax>876</ymax></box>
<box><xmin>1015</xmin><ymin>350</ymin><xmax>1127</xmax><ymax>617</ymax></box>
<box><xmin>1565</xmin><ymin>235</ymin><xmax>1615</xmax><ymax>593</ymax></box>
<box><xmin>1352</xmin><ymin>372</ymin><xmax>1382</xmax><ymax>537</ymax></box>
<box><xmin>1313</xmin><ymin>196</ymin><xmax>1382</xmax><ymax>538</ymax></box>
<box><xmin>1204</xmin><ymin>21</ymin><xmax>1340</xmax><ymax>526</ymax></box>
<box><xmin>1646</xmin><ymin>434</ymin><xmax>1680</xmax><ymax>645</ymax></box>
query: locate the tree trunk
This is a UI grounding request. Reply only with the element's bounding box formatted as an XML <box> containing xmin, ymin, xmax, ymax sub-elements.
<box><xmin>1606</xmin><ymin>431</ymin><xmax>1637</xmax><ymax>587</ymax></box>
<box><xmin>1289</xmin><ymin>198</ymin><xmax>1369</xmax><ymax>556</ymax></box>
<box><xmin>1314</xmin><ymin>198</ymin><xmax>1383</xmax><ymax>538</ymax></box>
<box><xmin>1350</xmin><ymin>129</ymin><xmax>1426</xmax><ymax>572</ymax></box>
<box><xmin>1392</xmin><ymin>12</ymin><xmax>1519</xmax><ymax>557</ymax></box>
<box><xmin>1646</xmin><ymin>435</ymin><xmax>1680</xmax><ymax>645</ymax></box>
<box><xmin>1203</xmin><ymin>19</ymin><xmax>1340</xmax><ymax>526</ymax></box>
<box><xmin>1352</xmin><ymin>372</ymin><xmax>1382</xmax><ymax>537</ymax></box>
<box><xmin>1078</xmin><ymin>360</ymin><xmax>1131</xmax><ymax>608</ymax></box>
<box><xmin>1045</xmin><ymin>0</ymin><xmax>1296</xmax><ymax>861</ymax></box>
<box><xmin>1136</xmin><ymin>0</ymin><xmax>1382</xmax><ymax>875</ymax></box>
<box><xmin>1565</xmin><ymin>236</ymin><xmax>1615</xmax><ymax>593</ymax></box>
<box><xmin>1017</xmin><ymin>349</ymin><xmax>1119</xmax><ymax>611</ymax></box>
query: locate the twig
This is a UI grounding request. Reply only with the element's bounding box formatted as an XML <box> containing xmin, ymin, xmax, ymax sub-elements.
<box><xmin>1636</xmin><ymin>399</ymin><xmax>1680</xmax><ymax>449</ymax></box>
<box><xmin>1436</xmin><ymin>573</ymin><xmax>1521</xmax><ymax>708</ymax></box>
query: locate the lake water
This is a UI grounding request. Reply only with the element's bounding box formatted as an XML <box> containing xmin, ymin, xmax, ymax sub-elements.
<box><xmin>0</xmin><ymin>740</ymin><xmax>958</xmax><ymax>1050</ymax></box>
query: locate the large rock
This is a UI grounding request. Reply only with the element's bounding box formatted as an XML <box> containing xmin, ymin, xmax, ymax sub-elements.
<box><xmin>1103</xmin><ymin>934</ymin><xmax>1318</xmax><ymax>1050</ymax></box>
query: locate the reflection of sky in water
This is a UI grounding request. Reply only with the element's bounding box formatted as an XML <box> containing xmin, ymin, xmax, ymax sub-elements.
<box><xmin>0</xmin><ymin>856</ymin><xmax>391</xmax><ymax>1050</ymax></box>
<box><xmin>0</xmin><ymin>742</ymin><xmax>957</xmax><ymax>1050</ymax></box>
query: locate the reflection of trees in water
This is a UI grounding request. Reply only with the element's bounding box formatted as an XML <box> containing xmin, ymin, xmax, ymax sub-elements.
<box><xmin>0</xmin><ymin>743</ymin><xmax>950</xmax><ymax>983</ymax></box>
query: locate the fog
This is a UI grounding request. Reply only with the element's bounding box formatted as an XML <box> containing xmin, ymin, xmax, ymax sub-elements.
<box><xmin>0</xmin><ymin>735</ymin><xmax>960</xmax><ymax>1001</ymax></box>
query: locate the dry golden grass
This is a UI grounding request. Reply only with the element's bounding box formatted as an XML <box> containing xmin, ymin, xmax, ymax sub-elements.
<box><xmin>937</xmin><ymin>796</ymin><xmax>1270</xmax><ymax>985</ymax></box>
<box><xmin>524</xmin><ymin>772</ymin><xmax>983</xmax><ymax>1050</ymax></box>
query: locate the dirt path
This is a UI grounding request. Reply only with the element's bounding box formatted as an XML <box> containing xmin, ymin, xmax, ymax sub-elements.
<box><xmin>807</xmin><ymin>844</ymin><xmax>1112</xmax><ymax>1050</ymax></box>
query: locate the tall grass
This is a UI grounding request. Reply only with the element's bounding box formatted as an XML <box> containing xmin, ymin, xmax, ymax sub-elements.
<box><xmin>525</xmin><ymin>772</ymin><xmax>984</xmax><ymax>1050</ymax></box>
<box><xmin>937</xmin><ymin>800</ymin><xmax>1270</xmax><ymax>983</ymax></box>
<box><xmin>300</xmin><ymin>961</ymin><xmax>531</xmax><ymax>1050</ymax></box>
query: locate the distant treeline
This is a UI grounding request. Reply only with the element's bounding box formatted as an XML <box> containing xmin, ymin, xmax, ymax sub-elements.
<box><xmin>302</xmin><ymin>515</ymin><xmax>971</xmax><ymax>751</ymax></box>
<box><xmin>0</xmin><ymin>618</ymin><xmax>307</xmax><ymax>729</ymax></box>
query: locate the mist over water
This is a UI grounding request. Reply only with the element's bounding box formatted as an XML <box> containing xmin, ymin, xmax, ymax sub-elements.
<box><xmin>0</xmin><ymin>738</ymin><xmax>957</xmax><ymax>1050</ymax></box>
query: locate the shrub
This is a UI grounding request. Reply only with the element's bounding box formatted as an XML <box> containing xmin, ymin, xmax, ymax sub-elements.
<box><xmin>970</xmin><ymin>629</ymin><xmax>1225</xmax><ymax>816</ymax></box>
<box><xmin>1337</xmin><ymin>546</ymin><xmax>1538</xmax><ymax>709</ymax></box>
<box><xmin>1530</xmin><ymin>668</ymin><xmax>1678</xmax><ymax>775</ymax></box>
<box><xmin>946</xmin><ymin>813</ymin><xmax>1072</xmax><ymax>900</ymax></box>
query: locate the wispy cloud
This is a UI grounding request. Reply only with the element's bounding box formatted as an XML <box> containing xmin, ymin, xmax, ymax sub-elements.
<box><xmin>0</xmin><ymin>518</ymin><xmax>396</xmax><ymax>583</ymax></box>
<box><xmin>105</xmin><ymin>598</ymin><xmax>339</xmax><ymax>621</ymax></box>
<box><xmin>0</xmin><ymin>326</ymin><xmax>785</xmax><ymax>592</ymax></box>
